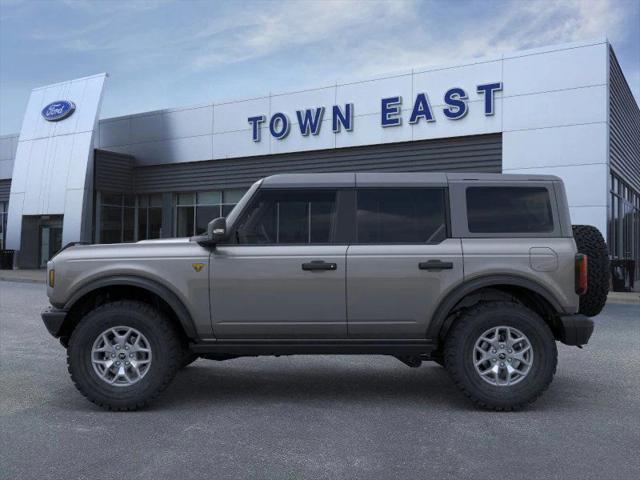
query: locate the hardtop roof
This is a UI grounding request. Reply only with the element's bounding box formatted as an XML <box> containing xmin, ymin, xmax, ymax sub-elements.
<box><xmin>260</xmin><ymin>172</ymin><xmax>561</xmax><ymax>188</ymax></box>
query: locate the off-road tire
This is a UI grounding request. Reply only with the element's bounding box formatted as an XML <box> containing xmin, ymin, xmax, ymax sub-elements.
<box><xmin>444</xmin><ymin>301</ymin><xmax>557</xmax><ymax>411</ymax></box>
<box><xmin>572</xmin><ymin>224</ymin><xmax>609</xmax><ymax>317</ymax></box>
<box><xmin>67</xmin><ymin>300</ymin><xmax>182</xmax><ymax>411</ymax></box>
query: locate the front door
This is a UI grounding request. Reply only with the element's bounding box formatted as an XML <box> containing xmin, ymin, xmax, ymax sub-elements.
<box><xmin>346</xmin><ymin>188</ymin><xmax>463</xmax><ymax>338</ymax></box>
<box><xmin>210</xmin><ymin>188</ymin><xmax>347</xmax><ymax>338</ymax></box>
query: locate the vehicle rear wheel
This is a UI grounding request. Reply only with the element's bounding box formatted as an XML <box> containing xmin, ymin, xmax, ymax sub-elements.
<box><xmin>67</xmin><ymin>300</ymin><xmax>182</xmax><ymax>411</ymax></box>
<box><xmin>444</xmin><ymin>301</ymin><xmax>557</xmax><ymax>411</ymax></box>
<box><xmin>572</xmin><ymin>224</ymin><xmax>609</xmax><ymax>317</ymax></box>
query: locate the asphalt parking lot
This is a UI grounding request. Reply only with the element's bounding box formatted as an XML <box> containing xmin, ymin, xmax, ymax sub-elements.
<box><xmin>1</xmin><ymin>280</ymin><xmax>639</xmax><ymax>480</ymax></box>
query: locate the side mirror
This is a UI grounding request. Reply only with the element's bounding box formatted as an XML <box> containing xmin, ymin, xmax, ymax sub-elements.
<box><xmin>207</xmin><ymin>217</ymin><xmax>227</xmax><ymax>244</ymax></box>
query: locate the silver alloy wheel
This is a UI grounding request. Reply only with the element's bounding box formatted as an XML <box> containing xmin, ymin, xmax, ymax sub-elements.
<box><xmin>91</xmin><ymin>326</ymin><xmax>152</xmax><ymax>387</ymax></box>
<box><xmin>473</xmin><ymin>326</ymin><xmax>533</xmax><ymax>387</ymax></box>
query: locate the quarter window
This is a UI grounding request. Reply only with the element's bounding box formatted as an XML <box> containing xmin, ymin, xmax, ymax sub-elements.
<box><xmin>234</xmin><ymin>190</ymin><xmax>337</xmax><ymax>244</ymax></box>
<box><xmin>466</xmin><ymin>187</ymin><xmax>554</xmax><ymax>233</ymax></box>
<box><xmin>356</xmin><ymin>188</ymin><xmax>447</xmax><ymax>244</ymax></box>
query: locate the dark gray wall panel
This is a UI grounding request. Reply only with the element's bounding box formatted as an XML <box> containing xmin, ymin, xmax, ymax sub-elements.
<box><xmin>609</xmin><ymin>47</ymin><xmax>640</xmax><ymax>193</ymax></box>
<box><xmin>94</xmin><ymin>149</ymin><xmax>134</xmax><ymax>192</ymax></box>
<box><xmin>133</xmin><ymin>134</ymin><xmax>501</xmax><ymax>193</ymax></box>
<box><xmin>0</xmin><ymin>179</ymin><xmax>11</xmax><ymax>202</ymax></box>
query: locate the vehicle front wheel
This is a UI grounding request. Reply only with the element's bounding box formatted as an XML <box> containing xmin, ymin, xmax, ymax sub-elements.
<box><xmin>67</xmin><ymin>300</ymin><xmax>182</xmax><ymax>411</ymax></box>
<box><xmin>444</xmin><ymin>302</ymin><xmax>557</xmax><ymax>411</ymax></box>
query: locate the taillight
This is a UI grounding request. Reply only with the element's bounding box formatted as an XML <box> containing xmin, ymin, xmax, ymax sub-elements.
<box><xmin>575</xmin><ymin>254</ymin><xmax>588</xmax><ymax>295</ymax></box>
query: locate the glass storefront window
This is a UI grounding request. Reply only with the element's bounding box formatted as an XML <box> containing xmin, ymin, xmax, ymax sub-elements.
<box><xmin>96</xmin><ymin>189</ymin><xmax>247</xmax><ymax>242</ymax></box>
<box><xmin>174</xmin><ymin>189</ymin><xmax>246</xmax><ymax>237</ymax></box>
<box><xmin>98</xmin><ymin>192</ymin><xmax>162</xmax><ymax>243</ymax></box>
<box><xmin>609</xmin><ymin>173</ymin><xmax>640</xmax><ymax>290</ymax></box>
<box><xmin>137</xmin><ymin>194</ymin><xmax>163</xmax><ymax>240</ymax></box>
<box><xmin>0</xmin><ymin>201</ymin><xmax>8</xmax><ymax>250</ymax></box>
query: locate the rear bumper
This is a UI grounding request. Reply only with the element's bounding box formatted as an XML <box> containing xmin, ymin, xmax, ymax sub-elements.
<box><xmin>41</xmin><ymin>306</ymin><xmax>68</xmax><ymax>338</ymax></box>
<box><xmin>558</xmin><ymin>314</ymin><xmax>594</xmax><ymax>346</ymax></box>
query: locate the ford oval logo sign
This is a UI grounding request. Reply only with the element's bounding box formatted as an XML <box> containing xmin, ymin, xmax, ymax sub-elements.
<box><xmin>41</xmin><ymin>100</ymin><xmax>76</xmax><ymax>122</ymax></box>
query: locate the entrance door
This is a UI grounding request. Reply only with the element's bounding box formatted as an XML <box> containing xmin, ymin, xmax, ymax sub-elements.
<box><xmin>39</xmin><ymin>224</ymin><xmax>62</xmax><ymax>267</ymax></box>
<box><xmin>210</xmin><ymin>188</ymin><xmax>347</xmax><ymax>339</ymax></box>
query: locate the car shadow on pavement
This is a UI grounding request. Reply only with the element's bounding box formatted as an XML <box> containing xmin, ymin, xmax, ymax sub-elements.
<box><xmin>51</xmin><ymin>359</ymin><xmax>598</xmax><ymax>413</ymax></box>
<box><xmin>152</xmin><ymin>360</ymin><xmax>490</xmax><ymax>412</ymax></box>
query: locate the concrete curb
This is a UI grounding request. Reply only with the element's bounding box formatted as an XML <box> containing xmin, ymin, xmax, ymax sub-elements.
<box><xmin>0</xmin><ymin>277</ymin><xmax>45</xmax><ymax>284</ymax></box>
<box><xmin>606</xmin><ymin>295</ymin><xmax>640</xmax><ymax>305</ymax></box>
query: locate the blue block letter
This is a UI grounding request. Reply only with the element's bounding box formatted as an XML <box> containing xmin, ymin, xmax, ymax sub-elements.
<box><xmin>477</xmin><ymin>82</ymin><xmax>503</xmax><ymax>115</ymax></box>
<box><xmin>443</xmin><ymin>88</ymin><xmax>468</xmax><ymax>120</ymax></box>
<box><xmin>269</xmin><ymin>112</ymin><xmax>290</xmax><ymax>139</ymax></box>
<box><xmin>332</xmin><ymin>104</ymin><xmax>353</xmax><ymax>133</ymax></box>
<box><xmin>296</xmin><ymin>107</ymin><xmax>325</xmax><ymax>136</ymax></box>
<box><xmin>381</xmin><ymin>96</ymin><xmax>402</xmax><ymax>127</ymax></box>
<box><xmin>248</xmin><ymin>115</ymin><xmax>266</xmax><ymax>142</ymax></box>
<box><xmin>409</xmin><ymin>93</ymin><xmax>435</xmax><ymax>124</ymax></box>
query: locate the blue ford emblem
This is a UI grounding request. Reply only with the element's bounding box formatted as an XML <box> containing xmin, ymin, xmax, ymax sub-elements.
<box><xmin>41</xmin><ymin>100</ymin><xmax>76</xmax><ymax>122</ymax></box>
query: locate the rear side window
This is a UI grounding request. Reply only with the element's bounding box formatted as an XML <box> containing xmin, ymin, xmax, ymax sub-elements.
<box><xmin>356</xmin><ymin>188</ymin><xmax>447</xmax><ymax>243</ymax></box>
<box><xmin>466</xmin><ymin>187</ymin><xmax>554</xmax><ymax>233</ymax></box>
<box><xmin>234</xmin><ymin>189</ymin><xmax>337</xmax><ymax>244</ymax></box>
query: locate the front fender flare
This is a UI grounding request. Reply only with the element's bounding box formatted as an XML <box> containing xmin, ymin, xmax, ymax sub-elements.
<box><xmin>63</xmin><ymin>275</ymin><xmax>198</xmax><ymax>339</ymax></box>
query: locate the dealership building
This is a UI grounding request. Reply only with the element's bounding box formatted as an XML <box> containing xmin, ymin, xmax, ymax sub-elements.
<box><xmin>0</xmin><ymin>39</ymin><xmax>638</xmax><ymax>289</ymax></box>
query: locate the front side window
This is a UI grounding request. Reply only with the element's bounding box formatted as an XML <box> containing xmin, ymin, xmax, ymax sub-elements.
<box><xmin>234</xmin><ymin>190</ymin><xmax>337</xmax><ymax>244</ymax></box>
<box><xmin>466</xmin><ymin>187</ymin><xmax>554</xmax><ymax>234</ymax></box>
<box><xmin>356</xmin><ymin>188</ymin><xmax>447</xmax><ymax>244</ymax></box>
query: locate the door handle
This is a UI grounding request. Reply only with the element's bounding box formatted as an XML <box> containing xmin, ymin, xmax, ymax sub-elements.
<box><xmin>419</xmin><ymin>260</ymin><xmax>453</xmax><ymax>271</ymax></box>
<box><xmin>302</xmin><ymin>260</ymin><xmax>337</xmax><ymax>271</ymax></box>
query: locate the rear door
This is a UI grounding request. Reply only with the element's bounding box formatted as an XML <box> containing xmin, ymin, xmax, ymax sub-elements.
<box><xmin>210</xmin><ymin>188</ymin><xmax>349</xmax><ymax>339</ymax></box>
<box><xmin>346</xmin><ymin>185</ymin><xmax>463</xmax><ymax>338</ymax></box>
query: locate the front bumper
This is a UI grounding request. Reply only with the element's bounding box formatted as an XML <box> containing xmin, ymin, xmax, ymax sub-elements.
<box><xmin>558</xmin><ymin>314</ymin><xmax>594</xmax><ymax>346</ymax></box>
<box><xmin>41</xmin><ymin>306</ymin><xmax>68</xmax><ymax>338</ymax></box>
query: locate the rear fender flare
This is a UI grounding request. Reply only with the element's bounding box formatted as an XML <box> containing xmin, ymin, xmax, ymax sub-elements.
<box><xmin>427</xmin><ymin>274</ymin><xmax>565</xmax><ymax>340</ymax></box>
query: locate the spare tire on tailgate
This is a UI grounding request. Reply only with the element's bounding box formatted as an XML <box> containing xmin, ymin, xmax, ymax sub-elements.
<box><xmin>572</xmin><ymin>225</ymin><xmax>610</xmax><ymax>317</ymax></box>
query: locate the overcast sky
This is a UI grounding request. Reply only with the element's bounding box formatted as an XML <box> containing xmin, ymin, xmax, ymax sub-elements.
<box><xmin>1</xmin><ymin>0</ymin><xmax>639</xmax><ymax>135</ymax></box>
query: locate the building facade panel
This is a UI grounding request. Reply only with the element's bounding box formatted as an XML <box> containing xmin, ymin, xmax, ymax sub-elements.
<box><xmin>213</xmin><ymin>97</ymin><xmax>270</xmax><ymax>134</ymax></box>
<box><xmin>609</xmin><ymin>48</ymin><xmax>640</xmax><ymax>193</ymax></box>
<box><xmin>0</xmin><ymin>179</ymin><xmax>11</xmax><ymax>202</ymax></box>
<box><xmin>335</xmin><ymin>73</ymin><xmax>412</xmax><ymax>117</ymax></box>
<box><xmin>133</xmin><ymin>134</ymin><xmax>502</xmax><ymax>193</ymax></box>
<box><xmin>502</xmin><ymin>42</ymin><xmax>607</xmax><ymax>96</ymax></box>
<box><xmin>502</xmin><ymin>85</ymin><xmax>607</xmax><ymax>132</ymax></box>
<box><xmin>502</xmin><ymin>123</ymin><xmax>608</xmax><ymax>170</ymax></box>
<box><xmin>6</xmin><ymin>73</ymin><xmax>106</xmax><ymax>267</ymax></box>
<box><xmin>98</xmin><ymin>117</ymin><xmax>131</xmax><ymax>148</ymax></box>
<box><xmin>608</xmin><ymin>47</ymin><xmax>640</xmax><ymax>288</ymax></box>
<box><xmin>94</xmin><ymin>150</ymin><xmax>134</xmax><ymax>192</ymax></box>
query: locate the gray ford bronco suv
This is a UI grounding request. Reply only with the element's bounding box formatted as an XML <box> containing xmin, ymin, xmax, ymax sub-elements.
<box><xmin>42</xmin><ymin>173</ymin><xmax>609</xmax><ymax>411</ymax></box>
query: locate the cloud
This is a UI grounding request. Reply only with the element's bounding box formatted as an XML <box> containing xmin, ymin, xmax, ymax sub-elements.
<box><xmin>189</xmin><ymin>0</ymin><xmax>413</xmax><ymax>70</ymax></box>
<box><xmin>17</xmin><ymin>0</ymin><xmax>632</xmax><ymax>81</ymax></box>
<box><xmin>340</xmin><ymin>0</ymin><xmax>626</xmax><ymax>77</ymax></box>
